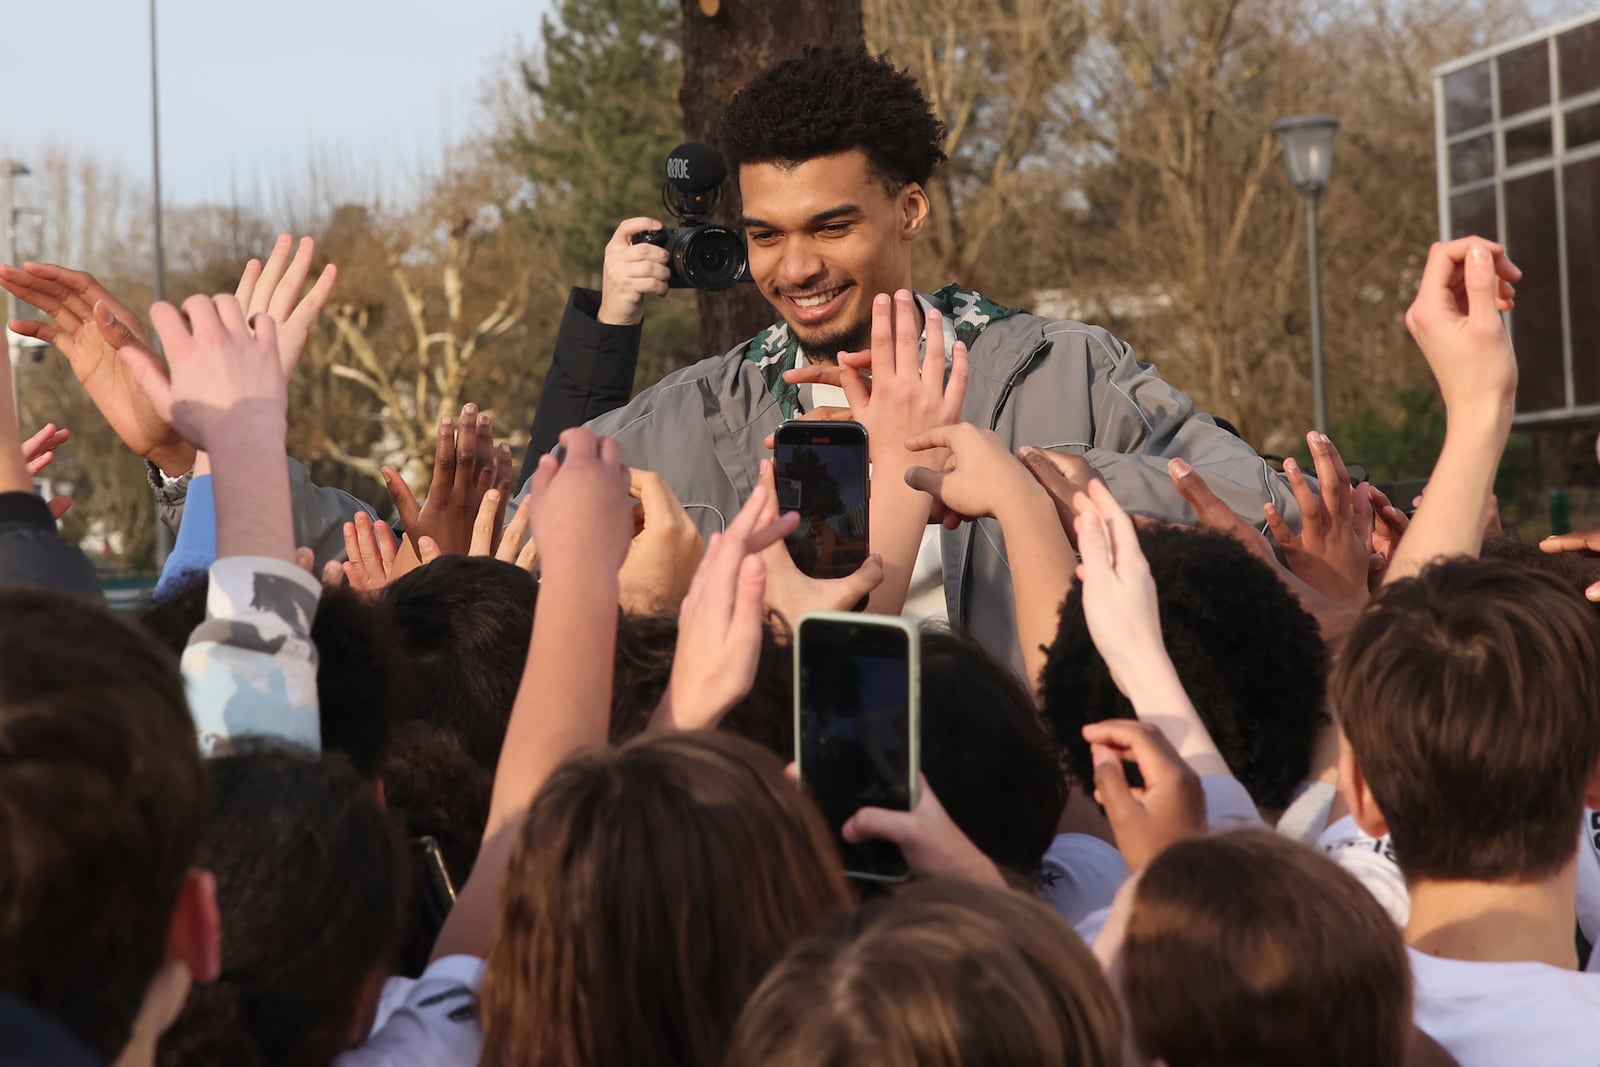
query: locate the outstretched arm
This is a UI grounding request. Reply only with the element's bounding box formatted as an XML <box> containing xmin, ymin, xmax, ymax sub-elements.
<box><xmin>432</xmin><ymin>427</ymin><xmax>635</xmax><ymax>961</ymax></box>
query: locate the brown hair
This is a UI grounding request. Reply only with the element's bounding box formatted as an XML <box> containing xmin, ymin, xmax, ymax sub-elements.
<box><xmin>1121</xmin><ymin>829</ymin><xmax>1411</xmax><ymax>1067</ymax></box>
<box><xmin>1335</xmin><ymin>557</ymin><xmax>1600</xmax><ymax>882</ymax></box>
<box><xmin>477</xmin><ymin>730</ymin><xmax>852</xmax><ymax>1067</ymax></box>
<box><xmin>0</xmin><ymin>588</ymin><xmax>208</xmax><ymax>1060</ymax></box>
<box><xmin>726</xmin><ymin>880</ymin><xmax>1123</xmax><ymax>1067</ymax></box>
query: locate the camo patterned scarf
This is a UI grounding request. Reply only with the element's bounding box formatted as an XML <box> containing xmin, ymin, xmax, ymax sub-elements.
<box><xmin>742</xmin><ymin>283</ymin><xmax>1023</xmax><ymax>419</ymax></box>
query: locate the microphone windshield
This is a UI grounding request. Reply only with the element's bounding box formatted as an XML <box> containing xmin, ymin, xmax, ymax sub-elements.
<box><xmin>665</xmin><ymin>143</ymin><xmax>727</xmax><ymax>191</ymax></box>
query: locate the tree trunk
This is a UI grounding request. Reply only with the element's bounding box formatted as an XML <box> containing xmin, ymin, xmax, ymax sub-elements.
<box><xmin>680</xmin><ymin>0</ymin><xmax>864</xmax><ymax>354</ymax></box>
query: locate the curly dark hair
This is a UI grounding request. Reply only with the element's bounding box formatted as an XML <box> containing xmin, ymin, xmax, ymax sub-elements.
<box><xmin>1040</xmin><ymin>525</ymin><xmax>1327</xmax><ymax>817</ymax></box>
<box><xmin>718</xmin><ymin>45</ymin><xmax>948</xmax><ymax>190</ymax></box>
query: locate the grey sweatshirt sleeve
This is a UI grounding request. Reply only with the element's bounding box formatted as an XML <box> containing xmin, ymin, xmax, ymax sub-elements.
<box><xmin>152</xmin><ymin>456</ymin><xmax>377</xmax><ymax>567</ymax></box>
<box><xmin>1077</xmin><ymin>333</ymin><xmax>1301</xmax><ymax>529</ymax></box>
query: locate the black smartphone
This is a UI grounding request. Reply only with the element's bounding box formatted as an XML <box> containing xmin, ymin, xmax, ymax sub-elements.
<box><xmin>794</xmin><ymin>612</ymin><xmax>920</xmax><ymax>882</ymax></box>
<box><xmin>773</xmin><ymin>420</ymin><xmax>870</xmax><ymax>579</ymax></box>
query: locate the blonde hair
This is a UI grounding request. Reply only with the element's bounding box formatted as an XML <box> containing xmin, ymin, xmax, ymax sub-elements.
<box><xmin>727</xmin><ymin>879</ymin><xmax>1123</xmax><ymax>1067</ymax></box>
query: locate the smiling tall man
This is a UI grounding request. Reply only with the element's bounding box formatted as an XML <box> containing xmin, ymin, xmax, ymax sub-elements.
<box><xmin>540</xmin><ymin>46</ymin><xmax>1299</xmax><ymax>672</ymax></box>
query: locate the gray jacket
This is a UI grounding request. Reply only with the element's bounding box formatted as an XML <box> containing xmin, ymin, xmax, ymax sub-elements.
<box><xmin>578</xmin><ymin>310</ymin><xmax>1298</xmax><ymax>673</ymax></box>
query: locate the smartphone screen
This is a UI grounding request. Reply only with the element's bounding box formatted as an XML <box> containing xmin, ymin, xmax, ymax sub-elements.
<box><xmin>773</xmin><ymin>421</ymin><xmax>869</xmax><ymax>580</ymax></box>
<box><xmin>796</xmin><ymin>614</ymin><xmax>918</xmax><ymax>881</ymax></box>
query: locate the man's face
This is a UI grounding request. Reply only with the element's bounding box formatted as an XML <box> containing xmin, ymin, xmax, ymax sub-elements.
<box><xmin>738</xmin><ymin>149</ymin><xmax>927</xmax><ymax>357</ymax></box>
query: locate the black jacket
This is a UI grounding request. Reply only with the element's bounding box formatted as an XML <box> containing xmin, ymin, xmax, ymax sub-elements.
<box><xmin>0</xmin><ymin>492</ymin><xmax>100</xmax><ymax>599</ymax></box>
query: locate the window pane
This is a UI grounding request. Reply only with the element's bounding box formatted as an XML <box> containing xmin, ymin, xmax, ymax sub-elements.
<box><xmin>1450</xmin><ymin>186</ymin><xmax>1498</xmax><ymax>242</ymax></box>
<box><xmin>1506</xmin><ymin>119</ymin><xmax>1554</xmax><ymax>167</ymax></box>
<box><xmin>1499</xmin><ymin>42</ymin><xmax>1551</xmax><ymax>118</ymax></box>
<box><xmin>1449</xmin><ymin>132</ymin><xmax>1495</xmax><ymax>186</ymax></box>
<box><xmin>1444</xmin><ymin>62</ymin><xmax>1492</xmax><ymax>135</ymax></box>
<box><xmin>1504</xmin><ymin>170</ymin><xmax>1566</xmax><ymax>414</ymax></box>
<box><xmin>1566</xmin><ymin>101</ymin><xmax>1600</xmax><ymax>150</ymax></box>
<box><xmin>1565</xmin><ymin>157</ymin><xmax>1600</xmax><ymax>405</ymax></box>
<box><xmin>1559</xmin><ymin>20</ymin><xmax>1600</xmax><ymax>99</ymax></box>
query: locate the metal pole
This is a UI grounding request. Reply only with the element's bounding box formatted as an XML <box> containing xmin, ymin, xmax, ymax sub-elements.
<box><xmin>5</xmin><ymin>170</ymin><xmax>20</xmax><ymax>425</ymax></box>
<box><xmin>150</xmin><ymin>0</ymin><xmax>172</xmax><ymax>567</ymax></box>
<box><xmin>1305</xmin><ymin>187</ymin><xmax>1327</xmax><ymax>434</ymax></box>
<box><xmin>150</xmin><ymin>0</ymin><xmax>166</xmax><ymax>304</ymax></box>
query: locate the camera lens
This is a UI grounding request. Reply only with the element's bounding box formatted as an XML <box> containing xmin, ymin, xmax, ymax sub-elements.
<box><xmin>674</xmin><ymin>226</ymin><xmax>748</xmax><ymax>291</ymax></box>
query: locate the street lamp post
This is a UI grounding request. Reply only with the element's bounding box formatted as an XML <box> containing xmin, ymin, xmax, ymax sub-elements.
<box><xmin>1272</xmin><ymin>114</ymin><xmax>1339</xmax><ymax>434</ymax></box>
<box><xmin>3</xmin><ymin>159</ymin><xmax>31</xmax><ymax>424</ymax></box>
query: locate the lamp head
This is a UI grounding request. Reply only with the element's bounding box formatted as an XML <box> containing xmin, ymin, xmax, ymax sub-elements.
<box><xmin>1272</xmin><ymin>115</ymin><xmax>1339</xmax><ymax>197</ymax></box>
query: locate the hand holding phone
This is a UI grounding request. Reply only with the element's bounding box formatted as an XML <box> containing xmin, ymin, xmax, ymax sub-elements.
<box><xmin>842</xmin><ymin>774</ymin><xmax>1003</xmax><ymax>887</ymax></box>
<box><xmin>795</xmin><ymin>612</ymin><xmax>920</xmax><ymax>882</ymax></box>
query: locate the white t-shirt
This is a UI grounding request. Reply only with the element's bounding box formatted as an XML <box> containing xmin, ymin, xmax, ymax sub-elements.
<box><xmin>335</xmin><ymin>955</ymin><xmax>485</xmax><ymax>1067</ymax></box>
<box><xmin>1039</xmin><ymin>833</ymin><xmax>1130</xmax><ymax>927</ymax></box>
<box><xmin>1321</xmin><ymin>809</ymin><xmax>1600</xmax><ymax>954</ymax></box>
<box><xmin>1317</xmin><ymin>814</ymin><xmax>1410</xmax><ymax>926</ymax></box>
<box><xmin>1409</xmin><ymin>948</ymin><xmax>1600</xmax><ymax>1066</ymax></box>
<box><xmin>1580</xmin><ymin>809</ymin><xmax>1600</xmax><ymax>972</ymax></box>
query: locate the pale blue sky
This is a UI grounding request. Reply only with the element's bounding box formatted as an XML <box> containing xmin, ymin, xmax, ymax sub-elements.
<box><xmin>4</xmin><ymin>0</ymin><xmax>548</xmax><ymax>206</ymax></box>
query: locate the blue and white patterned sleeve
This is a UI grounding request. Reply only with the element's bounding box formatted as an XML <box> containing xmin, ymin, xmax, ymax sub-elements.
<box><xmin>181</xmin><ymin>556</ymin><xmax>322</xmax><ymax>755</ymax></box>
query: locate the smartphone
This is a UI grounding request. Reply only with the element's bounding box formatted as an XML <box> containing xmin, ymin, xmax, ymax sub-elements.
<box><xmin>794</xmin><ymin>612</ymin><xmax>920</xmax><ymax>882</ymax></box>
<box><xmin>773</xmin><ymin>420</ymin><xmax>870</xmax><ymax>579</ymax></box>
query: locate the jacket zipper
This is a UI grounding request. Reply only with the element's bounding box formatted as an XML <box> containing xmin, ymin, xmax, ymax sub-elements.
<box><xmin>958</xmin><ymin>335</ymin><xmax>1052</xmax><ymax>624</ymax></box>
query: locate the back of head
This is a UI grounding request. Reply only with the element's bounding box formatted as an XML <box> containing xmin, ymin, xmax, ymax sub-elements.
<box><xmin>718</xmin><ymin>45</ymin><xmax>948</xmax><ymax>190</ymax></box>
<box><xmin>1042</xmin><ymin>524</ymin><xmax>1326</xmax><ymax>815</ymax></box>
<box><xmin>610</xmin><ymin>612</ymin><xmax>794</xmax><ymax>755</ymax></box>
<box><xmin>0</xmin><ymin>588</ymin><xmax>207</xmax><ymax>1061</ymax></box>
<box><xmin>727</xmin><ymin>880</ymin><xmax>1122</xmax><ymax>1067</ymax></box>
<box><xmin>1335</xmin><ymin>556</ymin><xmax>1600</xmax><ymax>883</ymax></box>
<box><xmin>1480</xmin><ymin>532</ymin><xmax>1600</xmax><ymax>605</ymax></box>
<box><xmin>382</xmin><ymin>556</ymin><xmax>537</xmax><ymax>768</ymax></box>
<box><xmin>158</xmin><ymin>742</ymin><xmax>410</xmax><ymax>1067</ymax></box>
<box><xmin>1121</xmin><ymin>829</ymin><xmax>1411</xmax><ymax>1067</ymax></box>
<box><xmin>920</xmin><ymin>627</ymin><xmax>1066</xmax><ymax>878</ymax></box>
<box><xmin>479</xmin><ymin>730</ymin><xmax>852</xmax><ymax>1067</ymax></box>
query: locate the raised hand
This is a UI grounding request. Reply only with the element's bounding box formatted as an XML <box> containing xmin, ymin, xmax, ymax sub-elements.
<box><xmin>21</xmin><ymin>423</ymin><xmax>69</xmax><ymax>476</ymax></box>
<box><xmin>232</xmin><ymin>233</ymin><xmax>338</xmax><ymax>378</ymax></box>
<box><xmin>842</xmin><ymin>774</ymin><xmax>1005</xmax><ymax>887</ymax></box>
<box><xmin>1263</xmin><ymin>433</ymin><xmax>1372</xmax><ymax>607</ymax></box>
<box><xmin>903</xmin><ymin>422</ymin><xmax>1043</xmax><ymax>527</ymax></box>
<box><xmin>382</xmin><ymin>404</ymin><xmax>514</xmax><ymax>557</ymax></box>
<box><xmin>1540</xmin><ymin>528</ymin><xmax>1600</xmax><ymax>601</ymax></box>
<box><xmin>494</xmin><ymin>498</ymin><xmax>541</xmax><ymax>574</ymax></box>
<box><xmin>1356</xmin><ymin>484</ymin><xmax>1408</xmax><ymax>588</ymax></box>
<box><xmin>116</xmin><ymin>294</ymin><xmax>294</xmax><ymax>562</ymax></box>
<box><xmin>619</xmin><ymin>470</ymin><xmax>706</xmax><ymax>616</ymax></box>
<box><xmin>1167</xmin><ymin>456</ymin><xmax>1350</xmax><ymax>645</ymax></box>
<box><xmin>597</xmin><ymin>218</ymin><xmax>674</xmax><ymax>326</ymax></box>
<box><xmin>0</xmin><ymin>262</ymin><xmax>195</xmax><ymax>474</ymax></box>
<box><xmin>1405</xmin><ymin>237</ymin><xmax>1520</xmax><ymax>416</ymax></box>
<box><xmin>652</xmin><ymin>484</ymin><xmax>797</xmax><ymax>732</ymax></box>
<box><xmin>1074</xmin><ymin>478</ymin><xmax>1229</xmax><ymax>777</ymax></box>
<box><xmin>342</xmin><ymin>510</ymin><xmax>437</xmax><ymax>593</ymax></box>
<box><xmin>1016</xmin><ymin>446</ymin><xmax>1105</xmax><ymax>543</ymax></box>
<box><xmin>117</xmin><ymin>295</ymin><xmax>285</xmax><ymax>451</ymax></box>
<box><xmin>754</xmin><ymin>458</ymin><xmax>884</xmax><ymax>627</ymax></box>
<box><xmin>523</xmin><ymin>427</ymin><xmax>634</xmax><ymax>577</ymax></box>
<box><xmin>1385</xmin><ymin>238</ymin><xmax>1520</xmax><ymax>583</ymax></box>
<box><xmin>1082</xmin><ymin>718</ymin><xmax>1206</xmax><ymax>872</ymax></box>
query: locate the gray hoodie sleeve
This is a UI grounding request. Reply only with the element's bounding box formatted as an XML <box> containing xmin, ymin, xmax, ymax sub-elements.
<box><xmin>1075</xmin><ymin>329</ymin><xmax>1301</xmax><ymax>530</ymax></box>
<box><xmin>151</xmin><ymin>457</ymin><xmax>377</xmax><ymax>568</ymax></box>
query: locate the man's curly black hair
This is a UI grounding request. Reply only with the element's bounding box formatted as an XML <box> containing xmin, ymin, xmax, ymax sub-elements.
<box><xmin>1040</xmin><ymin>525</ymin><xmax>1328</xmax><ymax>817</ymax></box>
<box><xmin>718</xmin><ymin>45</ymin><xmax>948</xmax><ymax>191</ymax></box>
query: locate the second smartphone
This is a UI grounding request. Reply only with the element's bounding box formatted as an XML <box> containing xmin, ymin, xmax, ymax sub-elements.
<box><xmin>793</xmin><ymin>612</ymin><xmax>920</xmax><ymax>882</ymax></box>
<box><xmin>772</xmin><ymin>420</ymin><xmax>870</xmax><ymax>580</ymax></box>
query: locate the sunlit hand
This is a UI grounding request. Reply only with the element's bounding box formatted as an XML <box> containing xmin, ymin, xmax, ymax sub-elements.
<box><xmin>842</xmin><ymin>774</ymin><xmax>1005</xmax><ymax>887</ymax></box>
<box><xmin>1082</xmin><ymin>718</ymin><xmax>1206</xmax><ymax>872</ymax></box>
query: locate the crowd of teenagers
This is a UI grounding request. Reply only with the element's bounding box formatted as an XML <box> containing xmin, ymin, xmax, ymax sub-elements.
<box><xmin>5</xmin><ymin>43</ymin><xmax>1600</xmax><ymax>1067</ymax></box>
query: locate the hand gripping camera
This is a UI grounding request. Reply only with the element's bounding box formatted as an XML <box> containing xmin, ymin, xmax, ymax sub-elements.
<box><xmin>631</xmin><ymin>142</ymin><xmax>752</xmax><ymax>291</ymax></box>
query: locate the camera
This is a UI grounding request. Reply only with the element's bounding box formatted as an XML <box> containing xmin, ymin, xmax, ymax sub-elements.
<box><xmin>631</xmin><ymin>143</ymin><xmax>751</xmax><ymax>292</ymax></box>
